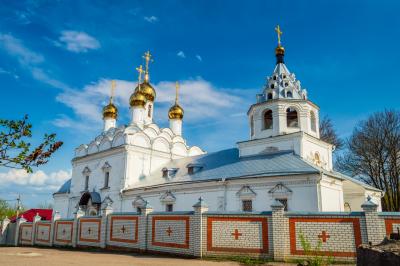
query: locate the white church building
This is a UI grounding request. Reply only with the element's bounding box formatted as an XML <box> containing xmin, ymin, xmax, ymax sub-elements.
<box><xmin>53</xmin><ymin>32</ymin><xmax>383</xmax><ymax>218</ymax></box>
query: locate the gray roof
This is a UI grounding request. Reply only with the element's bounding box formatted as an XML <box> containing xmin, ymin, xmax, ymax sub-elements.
<box><xmin>131</xmin><ymin>148</ymin><xmax>320</xmax><ymax>188</ymax></box>
<box><xmin>54</xmin><ymin>148</ymin><xmax>382</xmax><ymax>194</ymax></box>
<box><xmin>55</xmin><ymin>179</ymin><xmax>71</xmax><ymax>194</ymax></box>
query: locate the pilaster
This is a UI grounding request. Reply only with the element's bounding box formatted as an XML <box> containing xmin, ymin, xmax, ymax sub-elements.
<box><xmin>271</xmin><ymin>200</ymin><xmax>289</xmax><ymax>261</ymax></box>
<box><xmin>72</xmin><ymin>207</ymin><xmax>85</xmax><ymax>247</ymax></box>
<box><xmin>193</xmin><ymin>197</ymin><xmax>208</xmax><ymax>257</ymax></box>
<box><xmin>138</xmin><ymin>201</ymin><xmax>153</xmax><ymax>252</ymax></box>
<box><xmin>362</xmin><ymin>196</ymin><xmax>385</xmax><ymax>245</ymax></box>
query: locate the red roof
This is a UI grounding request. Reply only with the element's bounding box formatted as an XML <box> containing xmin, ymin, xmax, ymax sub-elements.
<box><xmin>10</xmin><ymin>209</ymin><xmax>53</xmax><ymax>223</ymax></box>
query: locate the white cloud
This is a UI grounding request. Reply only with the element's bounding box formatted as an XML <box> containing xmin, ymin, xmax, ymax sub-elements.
<box><xmin>0</xmin><ymin>169</ymin><xmax>71</xmax><ymax>190</ymax></box>
<box><xmin>177</xmin><ymin>51</ymin><xmax>186</xmax><ymax>58</ymax></box>
<box><xmin>56</xmin><ymin>31</ymin><xmax>100</xmax><ymax>53</ymax></box>
<box><xmin>0</xmin><ymin>33</ymin><xmax>69</xmax><ymax>90</ymax></box>
<box><xmin>144</xmin><ymin>16</ymin><xmax>158</xmax><ymax>23</ymax></box>
<box><xmin>195</xmin><ymin>54</ymin><xmax>202</xmax><ymax>61</ymax></box>
<box><xmin>54</xmin><ymin>77</ymin><xmax>250</xmax><ymax>131</ymax></box>
<box><xmin>0</xmin><ymin>33</ymin><xmax>44</xmax><ymax>65</ymax></box>
<box><xmin>0</xmin><ymin>67</ymin><xmax>19</xmax><ymax>79</ymax></box>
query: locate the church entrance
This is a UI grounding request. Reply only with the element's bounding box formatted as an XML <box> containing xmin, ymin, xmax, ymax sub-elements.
<box><xmin>78</xmin><ymin>192</ymin><xmax>101</xmax><ymax>216</ymax></box>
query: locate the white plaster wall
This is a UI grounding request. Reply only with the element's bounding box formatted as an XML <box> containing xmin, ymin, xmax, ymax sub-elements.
<box><xmin>53</xmin><ymin>194</ymin><xmax>69</xmax><ymax>218</ymax></box>
<box><xmin>301</xmin><ymin>135</ymin><xmax>333</xmax><ymax>171</ymax></box>
<box><xmin>319</xmin><ymin>176</ymin><xmax>344</xmax><ymax>211</ymax></box>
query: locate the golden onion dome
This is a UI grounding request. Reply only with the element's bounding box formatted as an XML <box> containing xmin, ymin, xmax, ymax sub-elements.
<box><xmin>135</xmin><ymin>81</ymin><xmax>156</xmax><ymax>102</ymax></box>
<box><xmin>103</xmin><ymin>102</ymin><xmax>118</xmax><ymax>119</ymax></box>
<box><xmin>129</xmin><ymin>90</ymin><xmax>147</xmax><ymax>108</ymax></box>
<box><xmin>275</xmin><ymin>45</ymin><xmax>285</xmax><ymax>55</ymax></box>
<box><xmin>168</xmin><ymin>104</ymin><xmax>184</xmax><ymax>120</ymax></box>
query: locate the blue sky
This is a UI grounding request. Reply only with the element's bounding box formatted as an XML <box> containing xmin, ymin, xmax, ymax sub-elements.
<box><xmin>0</xmin><ymin>0</ymin><xmax>399</xmax><ymax>208</ymax></box>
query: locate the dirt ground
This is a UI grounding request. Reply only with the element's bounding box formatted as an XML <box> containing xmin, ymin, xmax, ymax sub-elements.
<box><xmin>0</xmin><ymin>247</ymin><xmax>295</xmax><ymax>266</ymax></box>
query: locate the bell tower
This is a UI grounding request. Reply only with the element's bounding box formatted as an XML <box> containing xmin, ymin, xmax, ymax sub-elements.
<box><xmin>241</xmin><ymin>26</ymin><xmax>333</xmax><ymax>171</ymax></box>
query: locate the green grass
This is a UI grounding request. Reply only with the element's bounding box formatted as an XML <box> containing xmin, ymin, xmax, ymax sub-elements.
<box><xmin>204</xmin><ymin>255</ymin><xmax>272</xmax><ymax>265</ymax></box>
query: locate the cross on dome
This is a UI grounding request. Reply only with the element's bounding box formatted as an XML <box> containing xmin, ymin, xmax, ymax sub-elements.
<box><xmin>275</xmin><ymin>25</ymin><xmax>283</xmax><ymax>45</ymax></box>
<box><xmin>143</xmin><ymin>51</ymin><xmax>153</xmax><ymax>82</ymax></box>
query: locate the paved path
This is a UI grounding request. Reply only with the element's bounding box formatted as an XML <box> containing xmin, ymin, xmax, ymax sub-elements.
<box><xmin>0</xmin><ymin>247</ymin><xmax>243</xmax><ymax>266</ymax></box>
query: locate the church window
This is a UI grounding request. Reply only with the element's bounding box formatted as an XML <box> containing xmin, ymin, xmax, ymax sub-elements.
<box><xmin>166</xmin><ymin>204</ymin><xmax>173</xmax><ymax>212</ymax></box>
<box><xmin>250</xmin><ymin>116</ymin><xmax>254</xmax><ymax>136</ymax></box>
<box><xmin>263</xmin><ymin>110</ymin><xmax>273</xmax><ymax>130</ymax></box>
<box><xmin>136</xmin><ymin>207</ymin><xmax>142</xmax><ymax>214</ymax></box>
<box><xmin>286</xmin><ymin>107</ymin><xmax>299</xmax><ymax>128</ymax></box>
<box><xmin>273</xmin><ymin>75</ymin><xmax>277</xmax><ymax>80</ymax></box>
<box><xmin>270</xmin><ymin>84</ymin><xmax>274</xmax><ymax>89</ymax></box>
<box><xmin>287</xmin><ymin>91</ymin><xmax>293</xmax><ymax>98</ymax></box>
<box><xmin>267</xmin><ymin>93</ymin><xmax>273</xmax><ymax>100</ymax></box>
<box><xmin>104</xmin><ymin>172</ymin><xmax>110</xmax><ymax>188</ymax></box>
<box><xmin>277</xmin><ymin>198</ymin><xmax>288</xmax><ymax>211</ymax></box>
<box><xmin>314</xmin><ymin>152</ymin><xmax>321</xmax><ymax>164</ymax></box>
<box><xmin>84</xmin><ymin>175</ymin><xmax>89</xmax><ymax>191</ymax></box>
<box><xmin>188</xmin><ymin>166</ymin><xmax>194</xmax><ymax>175</ymax></box>
<box><xmin>148</xmin><ymin>104</ymin><xmax>152</xmax><ymax>117</ymax></box>
<box><xmin>310</xmin><ymin>111</ymin><xmax>317</xmax><ymax>132</ymax></box>
<box><xmin>242</xmin><ymin>200</ymin><xmax>252</xmax><ymax>212</ymax></box>
<box><xmin>162</xmin><ymin>168</ymin><xmax>168</xmax><ymax>178</ymax></box>
<box><xmin>283</xmin><ymin>74</ymin><xmax>286</xmax><ymax>79</ymax></box>
<box><xmin>285</xmin><ymin>82</ymin><xmax>288</xmax><ymax>87</ymax></box>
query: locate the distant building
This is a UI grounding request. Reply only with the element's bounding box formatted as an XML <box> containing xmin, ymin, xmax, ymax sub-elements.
<box><xmin>54</xmin><ymin>30</ymin><xmax>382</xmax><ymax>218</ymax></box>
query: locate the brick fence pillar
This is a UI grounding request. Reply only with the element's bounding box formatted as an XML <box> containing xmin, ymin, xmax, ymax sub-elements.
<box><xmin>50</xmin><ymin>211</ymin><xmax>61</xmax><ymax>246</ymax></box>
<box><xmin>101</xmin><ymin>199</ymin><xmax>113</xmax><ymax>248</ymax></box>
<box><xmin>72</xmin><ymin>207</ymin><xmax>85</xmax><ymax>247</ymax></box>
<box><xmin>0</xmin><ymin>217</ymin><xmax>10</xmax><ymax>245</ymax></box>
<box><xmin>138</xmin><ymin>201</ymin><xmax>153</xmax><ymax>252</ymax></box>
<box><xmin>271</xmin><ymin>200</ymin><xmax>289</xmax><ymax>261</ymax></box>
<box><xmin>32</xmin><ymin>213</ymin><xmax>42</xmax><ymax>246</ymax></box>
<box><xmin>361</xmin><ymin>196</ymin><xmax>385</xmax><ymax>245</ymax></box>
<box><xmin>14</xmin><ymin>216</ymin><xmax>27</xmax><ymax>246</ymax></box>
<box><xmin>193</xmin><ymin>197</ymin><xmax>208</xmax><ymax>258</ymax></box>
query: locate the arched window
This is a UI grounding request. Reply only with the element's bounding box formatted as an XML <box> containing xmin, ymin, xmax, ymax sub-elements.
<box><xmin>267</xmin><ymin>93</ymin><xmax>273</xmax><ymax>100</ymax></box>
<box><xmin>148</xmin><ymin>104</ymin><xmax>152</xmax><ymax>117</ymax></box>
<box><xmin>287</xmin><ymin>91</ymin><xmax>293</xmax><ymax>98</ymax></box>
<box><xmin>310</xmin><ymin>111</ymin><xmax>316</xmax><ymax>132</ymax></box>
<box><xmin>263</xmin><ymin>110</ymin><xmax>273</xmax><ymax>130</ymax></box>
<box><xmin>286</xmin><ymin>107</ymin><xmax>299</xmax><ymax>128</ymax></box>
<box><xmin>250</xmin><ymin>115</ymin><xmax>254</xmax><ymax>136</ymax></box>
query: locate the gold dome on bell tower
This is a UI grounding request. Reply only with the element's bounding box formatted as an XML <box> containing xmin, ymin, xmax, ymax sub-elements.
<box><xmin>103</xmin><ymin>80</ymin><xmax>118</xmax><ymax>119</ymax></box>
<box><xmin>168</xmin><ymin>81</ymin><xmax>184</xmax><ymax>120</ymax></box>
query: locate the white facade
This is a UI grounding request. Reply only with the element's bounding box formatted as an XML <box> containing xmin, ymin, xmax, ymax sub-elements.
<box><xmin>54</xmin><ymin>47</ymin><xmax>383</xmax><ymax>218</ymax></box>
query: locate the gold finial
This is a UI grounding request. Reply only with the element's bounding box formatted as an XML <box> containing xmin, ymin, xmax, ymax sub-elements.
<box><xmin>136</xmin><ymin>65</ymin><xmax>144</xmax><ymax>86</ymax></box>
<box><xmin>175</xmin><ymin>81</ymin><xmax>180</xmax><ymax>104</ymax></box>
<box><xmin>143</xmin><ymin>51</ymin><xmax>153</xmax><ymax>82</ymax></box>
<box><xmin>110</xmin><ymin>80</ymin><xmax>116</xmax><ymax>103</ymax></box>
<box><xmin>275</xmin><ymin>25</ymin><xmax>283</xmax><ymax>46</ymax></box>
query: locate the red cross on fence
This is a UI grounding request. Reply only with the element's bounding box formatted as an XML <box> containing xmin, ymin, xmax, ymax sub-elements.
<box><xmin>87</xmin><ymin>227</ymin><xmax>92</xmax><ymax>234</ymax></box>
<box><xmin>121</xmin><ymin>225</ymin><xmax>126</xmax><ymax>234</ymax></box>
<box><xmin>41</xmin><ymin>231</ymin><xmax>44</xmax><ymax>235</ymax></box>
<box><xmin>231</xmin><ymin>229</ymin><xmax>242</xmax><ymax>240</ymax></box>
<box><xmin>62</xmin><ymin>229</ymin><xmax>66</xmax><ymax>235</ymax></box>
<box><xmin>166</xmin><ymin>226</ymin><xmax>173</xmax><ymax>236</ymax></box>
<box><xmin>318</xmin><ymin>230</ymin><xmax>330</xmax><ymax>243</ymax></box>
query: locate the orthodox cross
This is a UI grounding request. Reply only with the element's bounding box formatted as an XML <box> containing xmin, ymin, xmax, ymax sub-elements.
<box><xmin>175</xmin><ymin>81</ymin><xmax>180</xmax><ymax>104</ymax></box>
<box><xmin>275</xmin><ymin>25</ymin><xmax>283</xmax><ymax>45</ymax></box>
<box><xmin>136</xmin><ymin>65</ymin><xmax>144</xmax><ymax>87</ymax></box>
<box><xmin>87</xmin><ymin>227</ymin><xmax>92</xmax><ymax>235</ymax></box>
<box><xmin>120</xmin><ymin>225</ymin><xmax>126</xmax><ymax>234</ymax></box>
<box><xmin>318</xmin><ymin>231</ymin><xmax>330</xmax><ymax>243</ymax></box>
<box><xmin>231</xmin><ymin>229</ymin><xmax>242</xmax><ymax>240</ymax></box>
<box><xmin>143</xmin><ymin>51</ymin><xmax>153</xmax><ymax>81</ymax></box>
<box><xmin>110</xmin><ymin>80</ymin><xmax>116</xmax><ymax>103</ymax></box>
<box><xmin>166</xmin><ymin>226</ymin><xmax>173</xmax><ymax>236</ymax></box>
<box><xmin>62</xmin><ymin>229</ymin><xmax>66</xmax><ymax>235</ymax></box>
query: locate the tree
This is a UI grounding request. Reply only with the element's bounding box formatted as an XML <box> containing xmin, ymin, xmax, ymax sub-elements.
<box><xmin>0</xmin><ymin>115</ymin><xmax>63</xmax><ymax>173</ymax></box>
<box><xmin>319</xmin><ymin>115</ymin><xmax>344</xmax><ymax>150</ymax></box>
<box><xmin>337</xmin><ymin>110</ymin><xmax>400</xmax><ymax>211</ymax></box>
<box><xmin>0</xmin><ymin>199</ymin><xmax>24</xmax><ymax>219</ymax></box>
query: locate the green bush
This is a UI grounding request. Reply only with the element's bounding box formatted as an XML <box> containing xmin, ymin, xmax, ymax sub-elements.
<box><xmin>297</xmin><ymin>231</ymin><xmax>334</xmax><ymax>266</ymax></box>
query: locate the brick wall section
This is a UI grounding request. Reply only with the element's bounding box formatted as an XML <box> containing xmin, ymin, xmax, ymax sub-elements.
<box><xmin>106</xmin><ymin>213</ymin><xmax>140</xmax><ymax>250</ymax></box>
<box><xmin>288</xmin><ymin>216</ymin><xmax>363</xmax><ymax>257</ymax></box>
<box><xmin>202</xmin><ymin>213</ymin><xmax>270</xmax><ymax>257</ymax></box>
<box><xmin>10</xmin><ymin>199</ymin><xmax>400</xmax><ymax>261</ymax></box>
<box><xmin>34</xmin><ymin>222</ymin><xmax>52</xmax><ymax>246</ymax></box>
<box><xmin>19</xmin><ymin>223</ymin><xmax>33</xmax><ymax>245</ymax></box>
<box><xmin>147</xmin><ymin>213</ymin><xmax>194</xmax><ymax>256</ymax></box>
<box><xmin>77</xmin><ymin>217</ymin><xmax>102</xmax><ymax>247</ymax></box>
<box><xmin>53</xmin><ymin>220</ymin><xmax>74</xmax><ymax>246</ymax></box>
